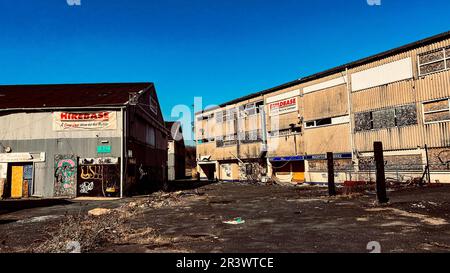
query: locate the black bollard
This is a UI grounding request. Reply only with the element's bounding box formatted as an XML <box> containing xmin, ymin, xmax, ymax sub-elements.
<box><xmin>374</xmin><ymin>142</ymin><xmax>389</xmax><ymax>204</ymax></box>
<box><xmin>327</xmin><ymin>152</ymin><xmax>337</xmax><ymax>196</ymax></box>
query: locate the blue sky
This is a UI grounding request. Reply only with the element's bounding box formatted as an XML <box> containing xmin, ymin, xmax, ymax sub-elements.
<box><xmin>1</xmin><ymin>0</ymin><xmax>449</xmax><ymax>144</ymax></box>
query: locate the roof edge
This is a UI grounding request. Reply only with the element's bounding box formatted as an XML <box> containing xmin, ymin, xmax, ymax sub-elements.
<box><xmin>196</xmin><ymin>30</ymin><xmax>450</xmax><ymax>115</ymax></box>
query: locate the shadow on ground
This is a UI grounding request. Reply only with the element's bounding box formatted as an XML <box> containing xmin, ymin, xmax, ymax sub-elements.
<box><xmin>0</xmin><ymin>199</ymin><xmax>73</xmax><ymax>216</ymax></box>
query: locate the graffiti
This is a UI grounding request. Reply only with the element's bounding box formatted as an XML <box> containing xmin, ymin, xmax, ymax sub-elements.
<box><xmin>77</xmin><ymin>164</ymin><xmax>120</xmax><ymax>197</ymax></box>
<box><xmin>54</xmin><ymin>155</ymin><xmax>77</xmax><ymax>197</ymax></box>
<box><xmin>80</xmin><ymin>165</ymin><xmax>104</xmax><ymax>180</ymax></box>
<box><xmin>429</xmin><ymin>148</ymin><xmax>450</xmax><ymax>171</ymax></box>
<box><xmin>221</xmin><ymin>164</ymin><xmax>232</xmax><ymax>178</ymax></box>
<box><xmin>79</xmin><ymin>157</ymin><xmax>119</xmax><ymax>165</ymax></box>
<box><xmin>367</xmin><ymin>241</ymin><xmax>382</xmax><ymax>253</ymax></box>
<box><xmin>139</xmin><ymin>164</ymin><xmax>148</xmax><ymax>180</ymax></box>
<box><xmin>79</xmin><ymin>182</ymin><xmax>94</xmax><ymax>194</ymax></box>
<box><xmin>438</xmin><ymin>150</ymin><xmax>450</xmax><ymax>165</ymax></box>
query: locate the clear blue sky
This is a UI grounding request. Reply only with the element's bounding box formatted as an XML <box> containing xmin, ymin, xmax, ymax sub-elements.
<box><xmin>1</xmin><ymin>0</ymin><xmax>449</xmax><ymax>143</ymax></box>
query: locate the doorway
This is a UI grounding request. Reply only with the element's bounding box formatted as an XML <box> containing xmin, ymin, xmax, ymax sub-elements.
<box><xmin>7</xmin><ymin>163</ymin><xmax>33</xmax><ymax>199</ymax></box>
<box><xmin>199</xmin><ymin>163</ymin><xmax>216</xmax><ymax>181</ymax></box>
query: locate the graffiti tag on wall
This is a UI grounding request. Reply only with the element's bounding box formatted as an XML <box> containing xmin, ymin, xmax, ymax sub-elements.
<box><xmin>54</xmin><ymin>155</ymin><xmax>78</xmax><ymax>197</ymax></box>
<box><xmin>77</xmin><ymin>163</ymin><xmax>120</xmax><ymax>197</ymax></box>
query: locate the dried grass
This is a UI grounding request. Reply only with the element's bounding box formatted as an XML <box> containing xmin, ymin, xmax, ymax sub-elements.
<box><xmin>30</xmin><ymin>191</ymin><xmax>184</xmax><ymax>253</ymax></box>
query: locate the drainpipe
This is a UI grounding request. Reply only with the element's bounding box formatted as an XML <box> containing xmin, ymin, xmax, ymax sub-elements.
<box><xmin>346</xmin><ymin>67</ymin><xmax>357</xmax><ymax>181</ymax></box>
<box><xmin>120</xmin><ymin>107</ymin><xmax>125</xmax><ymax>198</ymax></box>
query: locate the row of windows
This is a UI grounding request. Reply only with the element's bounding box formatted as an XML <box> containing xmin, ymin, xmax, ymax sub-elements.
<box><xmin>213</xmin><ymin>101</ymin><xmax>265</xmax><ymax>123</ymax></box>
<box><xmin>268</xmin><ymin>127</ymin><xmax>301</xmax><ymax>137</ymax></box>
<box><xmin>355</xmin><ymin>104</ymin><xmax>418</xmax><ymax>132</ymax></box>
<box><xmin>200</xmin><ymin>99</ymin><xmax>450</xmax><ymax>144</ymax></box>
<box><xmin>354</xmin><ymin>99</ymin><xmax>450</xmax><ymax>132</ymax></box>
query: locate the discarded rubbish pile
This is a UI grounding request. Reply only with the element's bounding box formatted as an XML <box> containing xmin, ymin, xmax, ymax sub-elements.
<box><xmin>30</xmin><ymin>191</ymin><xmax>185</xmax><ymax>253</ymax></box>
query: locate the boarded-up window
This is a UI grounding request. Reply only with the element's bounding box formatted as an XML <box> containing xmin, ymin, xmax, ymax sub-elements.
<box><xmin>395</xmin><ymin>104</ymin><xmax>418</xmax><ymax>127</ymax></box>
<box><xmin>423</xmin><ymin>99</ymin><xmax>450</xmax><ymax>123</ymax></box>
<box><xmin>355</xmin><ymin>112</ymin><xmax>372</xmax><ymax>132</ymax></box>
<box><xmin>419</xmin><ymin>50</ymin><xmax>444</xmax><ymax>64</ymax></box>
<box><xmin>355</xmin><ymin>104</ymin><xmax>417</xmax><ymax>131</ymax></box>
<box><xmin>420</xmin><ymin>61</ymin><xmax>446</xmax><ymax>75</ymax></box>
<box><xmin>418</xmin><ymin>47</ymin><xmax>450</xmax><ymax>76</ymax></box>
<box><xmin>372</xmin><ymin>109</ymin><xmax>396</xmax><ymax>130</ymax></box>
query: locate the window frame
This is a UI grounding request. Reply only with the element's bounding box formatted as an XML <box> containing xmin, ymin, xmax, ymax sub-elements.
<box><xmin>149</xmin><ymin>96</ymin><xmax>158</xmax><ymax>115</ymax></box>
<box><xmin>422</xmin><ymin>98</ymin><xmax>450</xmax><ymax>125</ymax></box>
<box><xmin>418</xmin><ymin>46</ymin><xmax>450</xmax><ymax>77</ymax></box>
<box><xmin>355</xmin><ymin>104</ymin><xmax>418</xmax><ymax>132</ymax></box>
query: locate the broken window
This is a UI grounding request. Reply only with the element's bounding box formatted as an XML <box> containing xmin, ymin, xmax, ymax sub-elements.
<box><xmin>305</xmin><ymin>121</ymin><xmax>315</xmax><ymax>128</ymax></box>
<box><xmin>269</xmin><ymin>128</ymin><xmax>291</xmax><ymax>137</ymax></box>
<box><xmin>418</xmin><ymin>47</ymin><xmax>450</xmax><ymax>76</ymax></box>
<box><xmin>423</xmin><ymin>99</ymin><xmax>450</xmax><ymax>123</ymax></box>
<box><xmin>216</xmin><ymin>111</ymin><xmax>224</xmax><ymax>123</ymax></box>
<box><xmin>355</xmin><ymin>112</ymin><xmax>373</xmax><ymax>132</ymax></box>
<box><xmin>355</xmin><ymin>104</ymin><xmax>417</xmax><ymax>132</ymax></box>
<box><xmin>223</xmin><ymin>109</ymin><xmax>237</xmax><ymax>121</ymax></box>
<box><xmin>305</xmin><ymin>118</ymin><xmax>332</xmax><ymax>128</ymax></box>
<box><xmin>395</xmin><ymin>104</ymin><xmax>418</xmax><ymax>127</ymax></box>
<box><xmin>372</xmin><ymin>109</ymin><xmax>396</xmax><ymax>129</ymax></box>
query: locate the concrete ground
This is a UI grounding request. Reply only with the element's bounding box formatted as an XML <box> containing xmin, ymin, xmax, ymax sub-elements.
<box><xmin>1</xmin><ymin>182</ymin><xmax>450</xmax><ymax>253</ymax></box>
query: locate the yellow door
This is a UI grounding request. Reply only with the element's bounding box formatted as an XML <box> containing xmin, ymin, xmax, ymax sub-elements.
<box><xmin>11</xmin><ymin>166</ymin><xmax>24</xmax><ymax>198</ymax></box>
<box><xmin>292</xmin><ymin>162</ymin><xmax>305</xmax><ymax>183</ymax></box>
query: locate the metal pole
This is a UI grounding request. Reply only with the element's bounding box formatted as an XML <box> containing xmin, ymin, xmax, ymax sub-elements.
<box><xmin>424</xmin><ymin>144</ymin><xmax>431</xmax><ymax>184</ymax></box>
<box><xmin>374</xmin><ymin>142</ymin><xmax>389</xmax><ymax>204</ymax></box>
<box><xmin>327</xmin><ymin>152</ymin><xmax>336</xmax><ymax>196</ymax></box>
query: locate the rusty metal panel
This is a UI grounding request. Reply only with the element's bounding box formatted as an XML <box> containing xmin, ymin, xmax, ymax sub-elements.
<box><xmin>303</xmin><ymin>84</ymin><xmax>348</xmax><ymax>121</ymax></box>
<box><xmin>352</xmin><ymin>80</ymin><xmax>416</xmax><ymax>113</ymax></box>
<box><xmin>354</xmin><ymin>125</ymin><xmax>424</xmax><ymax>152</ymax></box>
<box><xmin>304</xmin><ymin>124</ymin><xmax>351</xmax><ymax>155</ymax></box>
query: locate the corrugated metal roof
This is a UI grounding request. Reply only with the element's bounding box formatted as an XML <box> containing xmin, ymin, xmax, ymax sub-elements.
<box><xmin>0</xmin><ymin>82</ymin><xmax>153</xmax><ymax>109</ymax></box>
<box><xmin>197</xmin><ymin>30</ymin><xmax>450</xmax><ymax>114</ymax></box>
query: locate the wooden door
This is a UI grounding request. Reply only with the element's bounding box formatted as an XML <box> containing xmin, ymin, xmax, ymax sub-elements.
<box><xmin>11</xmin><ymin>166</ymin><xmax>24</xmax><ymax>198</ymax></box>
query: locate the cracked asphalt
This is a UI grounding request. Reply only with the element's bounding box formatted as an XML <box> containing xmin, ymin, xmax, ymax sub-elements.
<box><xmin>1</xmin><ymin>182</ymin><xmax>450</xmax><ymax>253</ymax></box>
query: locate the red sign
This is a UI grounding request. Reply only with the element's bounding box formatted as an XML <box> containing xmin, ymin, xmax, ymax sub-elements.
<box><xmin>269</xmin><ymin>97</ymin><xmax>298</xmax><ymax>116</ymax></box>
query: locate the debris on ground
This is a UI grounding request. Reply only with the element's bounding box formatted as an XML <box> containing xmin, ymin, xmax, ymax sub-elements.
<box><xmin>223</xmin><ymin>217</ymin><xmax>246</xmax><ymax>225</ymax></box>
<box><xmin>29</xmin><ymin>191</ymin><xmax>190</xmax><ymax>253</ymax></box>
<box><xmin>16</xmin><ymin>215</ymin><xmax>64</xmax><ymax>224</ymax></box>
<box><xmin>88</xmin><ymin>208</ymin><xmax>112</xmax><ymax>217</ymax></box>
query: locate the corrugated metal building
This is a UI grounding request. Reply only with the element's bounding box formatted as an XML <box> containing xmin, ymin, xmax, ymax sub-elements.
<box><xmin>0</xmin><ymin>83</ymin><xmax>168</xmax><ymax>199</ymax></box>
<box><xmin>195</xmin><ymin>31</ymin><xmax>450</xmax><ymax>185</ymax></box>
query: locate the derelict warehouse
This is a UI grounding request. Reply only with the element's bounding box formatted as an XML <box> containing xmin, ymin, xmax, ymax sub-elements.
<box><xmin>0</xmin><ymin>83</ymin><xmax>168</xmax><ymax>199</ymax></box>
<box><xmin>195</xmin><ymin>31</ymin><xmax>450</xmax><ymax>185</ymax></box>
